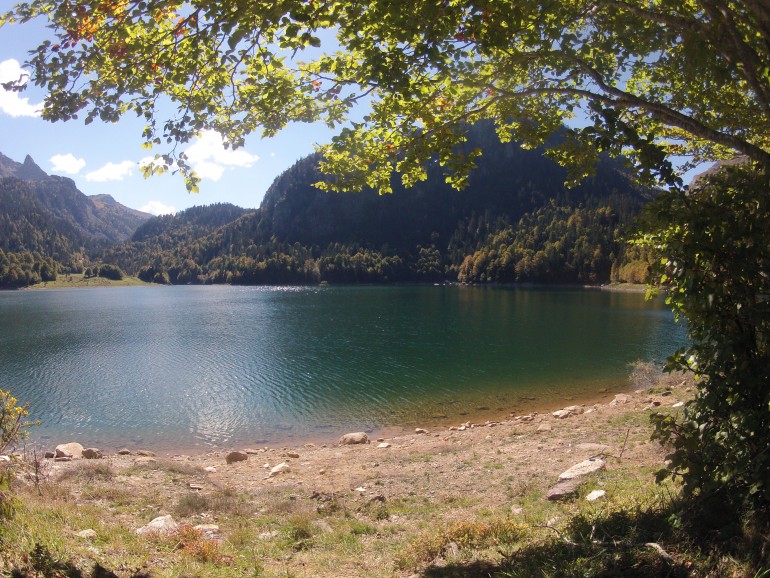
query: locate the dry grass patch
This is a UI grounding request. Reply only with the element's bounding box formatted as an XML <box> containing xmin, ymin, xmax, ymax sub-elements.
<box><xmin>397</xmin><ymin>517</ymin><xmax>526</xmax><ymax>570</ymax></box>
<box><xmin>174</xmin><ymin>492</ymin><xmax>210</xmax><ymax>518</ymax></box>
<box><xmin>56</xmin><ymin>461</ymin><xmax>115</xmax><ymax>484</ymax></box>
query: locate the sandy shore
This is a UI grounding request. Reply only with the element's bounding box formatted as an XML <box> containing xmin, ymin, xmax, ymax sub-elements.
<box><xmin>180</xmin><ymin>386</ymin><xmax>686</xmax><ymax>499</ymax></box>
<box><xmin>32</xmin><ymin>377</ymin><xmax>635</xmax><ymax>458</ymax></box>
<box><xmin>8</xmin><ymin>375</ymin><xmax>692</xmax><ymax>578</ymax></box>
<box><xmin>45</xmin><ymin>380</ymin><xmax>689</xmax><ymax>508</ymax></box>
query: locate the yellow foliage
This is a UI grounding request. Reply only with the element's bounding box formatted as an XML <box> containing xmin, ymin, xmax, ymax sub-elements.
<box><xmin>1</xmin><ymin>388</ymin><xmax>35</xmax><ymax>454</ymax></box>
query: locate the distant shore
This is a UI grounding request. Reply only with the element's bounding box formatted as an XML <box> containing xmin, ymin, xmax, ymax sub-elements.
<box><xmin>22</xmin><ymin>277</ymin><xmax>651</xmax><ymax>293</ymax></box>
<box><xmin>598</xmin><ymin>282</ymin><xmax>650</xmax><ymax>293</ymax></box>
<box><xmin>24</xmin><ymin>273</ymin><xmax>155</xmax><ymax>290</ymax></box>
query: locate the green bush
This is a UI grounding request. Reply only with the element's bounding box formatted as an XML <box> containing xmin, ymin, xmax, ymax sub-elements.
<box><xmin>1</xmin><ymin>388</ymin><xmax>36</xmax><ymax>523</ymax></box>
<box><xmin>638</xmin><ymin>164</ymin><xmax>770</xmax><ymax>530</ymax></box>
<box><xmin>97</xmin><ymin>264</ymin><xmax>124</xmax><ymax>280</ymax></box>
<box><xmin>1</xmin><ymin>389</ymin><xmax>34</xmax><ymax>454</ymax></box>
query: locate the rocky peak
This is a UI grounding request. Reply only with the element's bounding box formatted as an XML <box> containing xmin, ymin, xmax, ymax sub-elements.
<box><xmin>17</xmin><ymin>155</ymin><xmax>49</xmax><ymax>181</ymax></box>
<box><xmin>0</xmin><ymin>152</ymin><xmax>49</xmax><ymax>181</ymax></box>
<box><xmin>0</xmin><ymin>152</ymin><xmax>22</xmax><ymax>178</ymax></box>
<box><xmin>90</xmin><ymin>193</ymin><xmax>119</xmax><ymax>207</ymax></box>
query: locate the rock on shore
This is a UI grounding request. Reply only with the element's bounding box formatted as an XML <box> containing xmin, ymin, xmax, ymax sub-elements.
<box><xmin>55</xmin><ymin>442</ymin><xmax>84</xmax><ymax>459</ymax></box>
<box><xmin>339</xmin><ymin>432</ymin><xmax>370</xmax><ymax>445</ymax></box>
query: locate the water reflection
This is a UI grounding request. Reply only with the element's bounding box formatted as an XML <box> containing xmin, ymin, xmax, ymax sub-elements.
<box><xmin>0</xmin><ymin>285</ymin><xmax>686</xmax><ymax>452</ymax></box>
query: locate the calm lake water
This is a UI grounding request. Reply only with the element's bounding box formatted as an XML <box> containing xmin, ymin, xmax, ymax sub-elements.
<box><xmin>0</xmin><ymin>285</ymin><xmax>685</xmax><ymax>453</ymax></box>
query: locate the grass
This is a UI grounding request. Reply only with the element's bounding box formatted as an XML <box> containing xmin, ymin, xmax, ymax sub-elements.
<box><xmin>29</xmin><ymin>273</ymin><xmax>155</xmax><ymax>290</ymax></box>
<box><xmin>56</xmin><ymin>461</ymin><xmax>115</xmax><ymax>483</ymax></box>
<box><xmin>3</xmin><ymin>469</ymin><xmax>765</xmax><ymax>578</ymax></box>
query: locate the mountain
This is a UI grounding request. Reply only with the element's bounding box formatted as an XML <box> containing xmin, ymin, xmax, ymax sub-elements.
<box><xmin>101</xmin><ymin>121</ymin><xmax>653</xmax><ymax>285</ymax></box>
<box><xmin>90</xmin><ymin>194</ymin><xmax>155</xmax><ymax>242</ymax></box>
<box><xmin>2</xmin><ymin>121</ymin><xmax>654</xmax><ymax>289</ymax></box>
<box><xmin>97</xmin><ymin>203</ymin><xmax>252</xmax><ymax>277</ymax></box>
<box><xmin>0</xmin><ymin>153</ymin><xmax>49</xmax><ymax>181</ymax></box>
<box><xmin>0</xmin><ymin>154</ymin><xmax>152</xmax><ymax>263</ymax></box>
<box><xmin>130</xmin><ymin>203</ymin><xmax>251</xmax><ymax>245</ymax></box>
<box><xmin>252</xmin><ymin>122</ymin><xmax>646</xmax><ymax>252</ymax></box>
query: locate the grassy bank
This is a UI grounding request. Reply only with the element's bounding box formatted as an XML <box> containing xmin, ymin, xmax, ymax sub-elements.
<box><xmin>1</xmin><ymin>370</ymin><xmax>766</xmax><ymax>577</ymax></box>
<box><xmin>28</xmin><ymin>274</ymin><xmax>156</xmax><ymax>289</ymax></box>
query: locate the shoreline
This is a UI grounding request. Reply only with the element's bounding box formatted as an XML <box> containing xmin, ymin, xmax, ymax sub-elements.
<box><xmin>8</xmin><ymin>375</ymin><xmax>695</xmax><ymax>578</ymax></box>
<box><xmin>32</xmin><ymin>377</ymin><xmax>637</xmax><ymax>459</ymax></box>
<box><xmin>16</xmin><ymin>278</ymin><xmax>651</xmax><ymax>293</ymax></box>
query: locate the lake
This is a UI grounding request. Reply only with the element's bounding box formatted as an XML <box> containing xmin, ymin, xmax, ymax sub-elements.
<box><xmin>0</xmin><ymin>285</ymin><xmax>686</xmax><ymax>453</ymax></box>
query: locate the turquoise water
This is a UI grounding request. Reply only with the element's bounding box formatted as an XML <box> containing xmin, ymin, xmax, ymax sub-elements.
<box><xmin>0</xmin><ymin>285</ymin><xmax>686</xmax><ymax>452</ymax></box>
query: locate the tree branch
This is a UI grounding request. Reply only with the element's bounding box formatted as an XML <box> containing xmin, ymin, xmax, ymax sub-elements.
<box><xmin>700</xmin><ymin>0</ymin><xmax>770</xmax><ymax>117</ymax></box>
<box><xmin>561</xmin><ymin>53</ymin><xmax>770</xmax><ymax>166</ymax></box>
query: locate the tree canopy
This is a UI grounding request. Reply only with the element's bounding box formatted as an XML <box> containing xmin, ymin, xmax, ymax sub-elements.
<box><xmin>2</xmin><ymin>0</ymin><xmax>769</xmax><ymax>191</ymax></box>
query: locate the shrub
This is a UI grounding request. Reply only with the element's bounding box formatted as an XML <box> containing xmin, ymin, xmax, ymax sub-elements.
<box><xmin>177</xmin><ymin>524</ymin><xmax>227</xmax><ymax>564</ymax></box>
<box><xmin>174</xmin><ymin>493</ymin><xmax>210</xmax><ymax>518</ymax></box>
<box><xmin>1</xmin><ymin>389</ymin><xmax>37</xmax><ymax>523</ymax></box>
<box><xmin>1</xmin><ymin>388</ymin><xmax>35</xmax><ymax>454</ymax></box>
<box><xmin>282</xmin><ymin>514</ymin><xmax>315</xmax><ymax>551</ymax></box>
<box><xmin>397</xmin><ymin>518</ymin><xmax>525</xmax><ymax>569</ymax></box>
<box><xmin>638</xmin><ymin>165</ymin><xmax>770</xmax><ymax>531</ymax></box>
<box><xmin>57</xmin><ymin>462</ymin><xmax>114</xmax><ymax>484</ymax></box>
<box><xmin>97</xmin><ymin>264</ymin><xmax>124</xmax><ymax>281</ymax></box>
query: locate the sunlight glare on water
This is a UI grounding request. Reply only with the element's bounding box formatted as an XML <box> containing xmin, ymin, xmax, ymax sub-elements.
<box><xmin>0</xmin><ymin>285</ymin><xmax>686</xmax><ymax>452</ymax></box>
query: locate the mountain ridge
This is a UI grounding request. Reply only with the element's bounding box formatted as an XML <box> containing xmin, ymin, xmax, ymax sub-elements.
<box><xmin>97</xmin><ymin>121</ymin><xmax>652</xmax><ymax>285</ymax></box>
<box><xmin>0</xmin><ymin>153</ymin><xmax>152</xmax><ymax>281</ymax></box>
<box><xmin>2</xmin><ymin>122</ymin><xmax>654</xmax><ymax>288</ymax></box>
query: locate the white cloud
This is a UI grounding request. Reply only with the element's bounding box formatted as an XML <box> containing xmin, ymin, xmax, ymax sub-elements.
<box><xmin>192</xmin><ymin>160</ymin><xmax>225</xmax><ymax>181</ymax></box>
<box><xmin>183</xmin><ymin>130</ymin><xmax>258</xmax><ymax>181</ymax></box>
<box><xmin>50</xmin><ymin>153</ymin><xmax>86</xmax><ymax>175</ymax></box>
<box><xmin>85</xmin><ymin>160</ymin><xmax>135</xmax><ymax>182</ymax></box>
<box><xmin>0</xmin><ymin>59</ymin><xmax>42</xmax><ymax>118</ymax></box>
<box><xmin>140</xmin><ymin>200</ymin><xmax>176</xmax><ymax>216</ymax></box>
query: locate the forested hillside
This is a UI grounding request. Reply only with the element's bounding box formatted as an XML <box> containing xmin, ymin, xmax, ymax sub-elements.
<box><xmin>1</xmin><ymin>122</ymin><xmax>655</xmax><ymax>289</ymax></box>
<box><xmin>98</xmin><ymin>122</ymin><xmax>654</xmax><ymax>285</ymax></box>
<box><xmin>0</xmin><ymin>154</ymin><xmax>151</xmax><ymax>288</ymax></box>
<box><xmin>97</xmin><ymin>203</ymin><xmax>253</xmax><ymax>283</ymax></box>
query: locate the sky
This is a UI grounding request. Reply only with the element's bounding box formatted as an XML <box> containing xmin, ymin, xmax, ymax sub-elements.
<box><xmin>0</xmin><ymin>18</ymin><xmax>339</xmax><ymax>215</ymax></box>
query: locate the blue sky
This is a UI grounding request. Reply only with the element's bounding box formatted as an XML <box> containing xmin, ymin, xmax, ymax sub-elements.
<box><xmin>0</xmin><ymin>18</ymin><xmax>338</xmax><ymax>215</ymax></box>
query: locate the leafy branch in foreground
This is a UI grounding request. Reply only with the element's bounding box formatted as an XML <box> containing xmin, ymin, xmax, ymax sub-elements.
<box><xmin>2</xmin><ymin>1</ymin><xmax>768</xmax><ymax>192</ymax></box>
